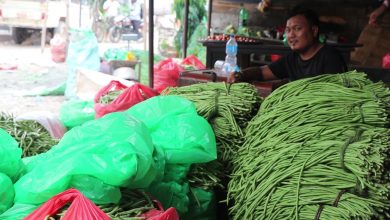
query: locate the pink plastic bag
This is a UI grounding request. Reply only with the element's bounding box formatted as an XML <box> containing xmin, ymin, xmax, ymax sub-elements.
<box><xmin>50</xmin><ymin>34</ymin><xmax>67</xmax><ymax>63</ymax></box>
<box><xmin>382</xmin><ymin>53</ymin><xmax>390</xmax><ymax>69</ymax></box>
<box><xmin>153</xmin><ymin>58</ymin><xmax>184</xmax><ymax>93</ymax></box>
<box><xmin>181</xmin><ymin>54</ymin><xmax>206</xmax><ymax>70</ymax></box>
<box><xmin>140</xmin><ymin>200</ymin><xmax>179</xmax><ymax>220</ymax></box>
<box><xmin>94</xmin><ymin>81</ymin><xmax>159</xmax><ymax>118</ymax></box>
<box><xmin>24</xmin><ymin>188</ymin><xmax>110</xmax><ymax>220</ymax></box>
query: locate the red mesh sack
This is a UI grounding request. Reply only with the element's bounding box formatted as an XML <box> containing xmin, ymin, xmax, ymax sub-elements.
<box><xmin>181</xmin><ymin>54</ymin><xmax>206</xmax><ymax>70</ymax></box>
<box><xmin>24</xmin><ymin>188</ymin><xmax>110</xmax><ymax>220</ymax></box>
<box><xmin>140</xmin><ymin>200</ymin><xmax>179</xmax><ymax>220</ymax></box>
<box><xmin>382</xmin><ymin>53</ymin><xmax>390</xmax><ymax>69</ymax></box>
<box><xmin>94</xmin><ymin>81</ymin><xmax>159</xmax><ymax>118</ymax></box>
<box><xmin>153</xmin><ymin>58</ymin><xmax>184</xmax><ymax>93</ymax></box>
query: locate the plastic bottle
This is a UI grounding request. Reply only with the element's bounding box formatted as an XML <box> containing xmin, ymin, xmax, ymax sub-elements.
<box><xmin>222</xmin><ymin>34</ymin><xmax>238</xmax><ymax>76</ymax></box>
<box><xmin>239</xmin><ymin>3</ymin><xmax>249</xmax><ymax>28</ymax></box>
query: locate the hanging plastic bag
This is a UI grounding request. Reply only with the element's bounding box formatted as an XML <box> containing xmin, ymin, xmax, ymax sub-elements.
<box><xmin>153</xmin><ymin>58</ymin><xmax>184</xmax><ymax>93</ymax></box>
<box><xmin>0</xmin><ymin>129</ymin><xmax>24</xmax><ymax>182</ymax></box>
<box><xmin>24</xmin><ymin>188</ymin><xmax>110</xmax><ymax>220</ymax></box>
<box><xmin>94</xmin><ymin>81</ymin><xmax>159</xmax><ymax>118</ymax></box>
<box><xmin>181</xmin><ymin>54</ymin><xmax>206</xmax><ymax>70</ymax></box>
<box><xmin>382</xmin><ymin>53</ymin><xmax>390</xmax><ymax>68</ymax></box>
<box><xmin>0</xmin><ymin>173</ymin><xmax>14</xmax><ymax>215</ymax></box>
<box><xmin>126</xmin><ymin>96</ymin><xmax>217</xmax><ymax>164</ymax></box>
<box><xmin>14</xmin><ymin>112</ymin><xmax>159</xmax><ymax>205</ymax></box>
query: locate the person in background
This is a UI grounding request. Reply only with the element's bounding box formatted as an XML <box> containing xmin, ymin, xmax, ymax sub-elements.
<box><xmin>103</xmin><ymin>0</ymin><xmax>121</xmax><ymax>26</ymax></box>
<box><xmin>129</xmin><ymin>0</ymin><xmax>143</xmax><ymax>39</ymax></box>
<box><xmin>369</xmin><ymin>0</ymin><xmax>389</xmax><ymax>26</ymax></box>
<box><xmin>228</xmin><ymin>7</ymin><xmax>347</xmax><ymax>83</ymax></box>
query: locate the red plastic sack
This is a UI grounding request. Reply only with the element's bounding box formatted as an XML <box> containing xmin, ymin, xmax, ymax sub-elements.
<box><xmin>181</xmin><ymin>54</ymin><xmax>206</xmax><ymax>70</ymax></box>
<box><xmin>94</xmin><ymin>81</ymin><xmax>159</xmax><ymax>118</ymax></box>
<box><xmin>50</xmin><ymin>34</ymin><xmax>67</xmax><ymax>63</ymax></box>
<box><xmin>382</xmin><ymin>53</ymin><xmax>390</xmax><ymax>69</ymax></box>
<box><xmin>153</xmin><ymin>58</ymin><xmax>184</xmax><ymax>93</ymax></box>
<box><xmin>24</xmin><ymin>188</ymin><xmax>110</xmax><ymax>220</ymax></box>
<box><xmin>140</xmin><ymin>200</ymin><xmax>179</xmax><ymax>220</ymax></box>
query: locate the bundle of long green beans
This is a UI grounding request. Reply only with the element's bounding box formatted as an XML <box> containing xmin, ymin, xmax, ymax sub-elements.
<box><xmin>163</xmin><ymin>82</ymin><xmax>261</xmax><ymax>190</ymax></box>
<box><xmin>0</xmin><ymin>112</ymin><xmax>58</xmax><ymax>157</ymax></box>
<box><xmin>99</xmin><ymin>90</ymin><xmax>124</xmax><ymax>104</ymax></box>
<box><xmin>228</xmin><ymin>71</ymin><xmax>390</xmax><ymax>219</ymax></box>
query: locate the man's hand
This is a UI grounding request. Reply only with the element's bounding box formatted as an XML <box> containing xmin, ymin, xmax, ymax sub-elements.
<box><xmin>227</xmin><ymin>71</ymin><xmax>243</xmax><ymax>83</ymax></box>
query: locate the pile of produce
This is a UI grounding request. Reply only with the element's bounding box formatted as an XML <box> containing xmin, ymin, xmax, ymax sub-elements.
<box><xmin>55</xmin><ymin>189</ymin><xmax>155</xmax><ymax>219</ymax></box>
<box><xmin>203</xmin><ymin>34</ymin><xmax>260</xmax><ymax>43</ymax></box>
<box><xmin>163</xmin><ymin>82</ymin><xmax>261</xmax><ymax>189</ymax></box>
<box><xmin>0</xmin><ymin>112</ymin><xmax>58</xmax><ymax>157</ymax></box>
<box><xmin>98</xmin><ymin>90</ymin><xmax>125</xmax><ymax>104</ymax></box>
<box><xmin>228</xmin><ymin>71</ymin><xmax>390</xmax><ymax>219</ymax></box>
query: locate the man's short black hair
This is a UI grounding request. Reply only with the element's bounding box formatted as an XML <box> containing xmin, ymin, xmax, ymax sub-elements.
<box><xmin>286</xmin><ymin>6</ymin><xmax>320</xmax><ymax>28</ymax></box>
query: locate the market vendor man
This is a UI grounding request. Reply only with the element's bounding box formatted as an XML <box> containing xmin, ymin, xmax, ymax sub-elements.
<box><xmin>228</xmin><ymin>7</ymin><xmax>347</xmax><ymax>83</ymax></box>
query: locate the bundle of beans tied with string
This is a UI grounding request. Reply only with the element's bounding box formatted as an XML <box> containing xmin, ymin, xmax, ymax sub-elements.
<box><xmin>162</xmin><ymin>82</ymin><xmax>261</xmax><ymax>190</ymax></box>
<box><xmin>228</xmin><ymin>71</ymin><xmax>390</xmax><ymax>220</ymax></box>
<box><xmin>54</xmin><ymin>188</ymin><xmax>155</xmax><ymax>220</ymax></box>
<box><xmin>0</xmin><ymin>112</ymin><xmax>58</xmax><ymax>157</ymax></box>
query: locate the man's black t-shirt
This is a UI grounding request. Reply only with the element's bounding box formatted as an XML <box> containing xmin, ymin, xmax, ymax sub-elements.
<box><xmin>268</xmin><ymin>45</ymin><xmax>347</xmax><ymax>81</ymax></box>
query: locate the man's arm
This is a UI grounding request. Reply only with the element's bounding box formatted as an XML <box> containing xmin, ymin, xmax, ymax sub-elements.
<box><xmin>228</xmin><ymin>65</ymin><xmax>278</xmax><ymax>83</ymax></box>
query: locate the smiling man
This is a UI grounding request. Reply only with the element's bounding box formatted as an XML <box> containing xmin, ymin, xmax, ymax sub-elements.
<box><xmin>228</xmin><ymin>7</ymin><xmax>347</xmax><ymax>82</ymax></box>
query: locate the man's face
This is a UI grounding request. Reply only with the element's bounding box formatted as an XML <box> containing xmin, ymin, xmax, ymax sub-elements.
<box><xmin>285</xmin><ymin>14</ymin><xmax>318</xmax><ymax>52</ymax></box>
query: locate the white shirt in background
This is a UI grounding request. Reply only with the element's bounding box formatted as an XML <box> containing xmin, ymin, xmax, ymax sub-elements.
<box><xmin>129</xmin><ymin>0</ymin><xmax>142</xmax><ymax>21</ymax></box>
<box><xmin>103</xmin><ymin>0</ymin><xmax>120</xmax><ymax>17</ymax></box>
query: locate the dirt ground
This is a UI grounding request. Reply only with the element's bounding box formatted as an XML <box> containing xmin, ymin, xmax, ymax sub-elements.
<box><xmin>0</xmin><ymin>33</ymin><xmax>148</xmax><ymax>117</ymax></box>
<box><xmin>0</xmin><ymin>35</ymin><xmax>68</xmax><ymax>117</ymax></box>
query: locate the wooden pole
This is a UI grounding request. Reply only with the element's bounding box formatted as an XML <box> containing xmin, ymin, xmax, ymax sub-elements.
<box><xmin>207</xmin><ymin>0</ymin><xmax>212</xmax><ymax>36</ymax></box>
<box><xmin>182</xmin><ymin>0</ymin><xmax>189</xmax><ymax>58</ymax></box>
<box><xmin>148</xmin><ymin>0</ymin><xmax>154</xmax><ymax>88</ymax></box>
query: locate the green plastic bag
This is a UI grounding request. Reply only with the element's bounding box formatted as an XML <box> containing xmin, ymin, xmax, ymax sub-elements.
<box><xmin>59</xmin><ymin>99</ymin><xmax>95</xmax><ymax>129</ymax></box>
<box><xmin>69</xmin><ymin>175</ymin><xmax>121</xmax><ymax>204</ymax></box>
<box><xmin>0</xmin><ymin>129</ymin><xmax>24</xmax><ymax>182</ymax></box>
<box><xmin>182</xmin><ymin>188</ymin><xmax>217</xmax><ymax>220</ymax></box>
<box><xmin>148</xmin><ymin>164</ymin><xmax>191</xmax><ymax>215</ymax></box>
<box><xmin>126</xmin><ymin>96</ymin><xmax>217</xmax><ymax>164</ymax></box>
<box><xmin>0</xmin><ymin>173</ymin><xmax>14</xmax><ymax>215</ymax></box>
<box><xmin>0</xmin><ymin>203</ymin><xmax>37</xmax><ymax>220</ymax></box>
<box><xmin>65</xmin><ymin>29</ymin><xmax>100</xmax><ymax>98</ymax></box>
<box><xmin>14</xmin><ymin>112</ymin><xmax>159</xmax><ymax>205</ymax></box>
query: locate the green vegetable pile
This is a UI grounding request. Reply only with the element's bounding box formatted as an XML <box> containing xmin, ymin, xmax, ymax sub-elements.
<box><xmin>98</xmin><ymin>90</ymin><xmax>125</xmax><ymax>104</ymax></box>
<box><xmin>228</xmin><ymin>71</ymin><xmax>390</xmax><ymax>219</ymax></box>
<box><xmin>0</xmin><ymin>113</ymin><xmax>58</xmax><ymax>157</ymax></box>
<box><xmin>162</xmin><ymin>82</ymin><xmax>261</xmax><ymax>190</ymax></box>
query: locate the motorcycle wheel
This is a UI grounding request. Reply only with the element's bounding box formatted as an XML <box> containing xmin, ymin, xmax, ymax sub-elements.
<box><xmin>108</xmin><ymin>26</ymin><xmax>122</xmax><ymax>43</ymax></box>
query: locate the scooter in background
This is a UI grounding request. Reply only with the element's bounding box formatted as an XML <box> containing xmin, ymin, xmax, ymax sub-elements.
<box><xmin>108</xmin><ymin>15</ymin><xmax>143</xmax><ymax>43</ymax></box>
